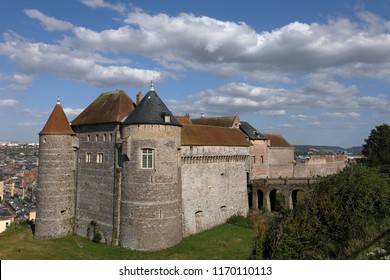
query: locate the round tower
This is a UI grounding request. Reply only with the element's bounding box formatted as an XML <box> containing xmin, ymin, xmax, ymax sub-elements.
<box><xmin>35</xmin><ymin>97</ymin><xmax>77</xmax><ymax>239</ymax></box>
<box><xmin>120</xmin><ymin>83</ymin><xmax>182</xmax><ymax>250</ymax></box>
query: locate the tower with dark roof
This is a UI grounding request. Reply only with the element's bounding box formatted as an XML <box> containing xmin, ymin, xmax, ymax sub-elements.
<box><xmin>35</xmin><ymin>97</ymin><xmax>77</xmax><ymax>239</ymax></box>
<box><xmin>120</xmin><ymin>83</ymin><xmax>183</xmax><ymax>250</ymax></box>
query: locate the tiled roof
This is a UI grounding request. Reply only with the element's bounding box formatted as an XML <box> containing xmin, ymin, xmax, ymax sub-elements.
<box><xmin>71</xmin><ymin>90</ymin><xmax>135</xmax><ymax>126</ymax></box>
<box><xmin>191</xmin><ymin>116</ymin><xmax>238</xmax><ymax>127</ymax></box>
<box><xmin>123</xmin><ymin>90</ymin><xmax>181</xmax><ymax>126</ymax></box>
<box><xmin>264</xmin><ymin>134</ymin><xmax>292</xmax><ymax>147</ymax></box>
<box><xmin>239</xmin><ymin>121</ymin><xmax>267</xmax><ymax>140</ymax></box>
<box><xmin>39</xmin><ymin>101</ymin><xmax>74</xmax><ymax>135</ymax></box>
<box><xmin>181</xmin><ymin>124</ymin><xmax>251</xmax><ymax>146</ymax></box>
<box><xmin>175</xmin><ymin>116</ymin><xmax>192</xmax><ymax>125</ymax></box>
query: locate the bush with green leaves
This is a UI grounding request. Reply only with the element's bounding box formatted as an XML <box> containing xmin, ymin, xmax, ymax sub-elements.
<box><xmin>257</xmin><ymin>165</ymin><xmax>390</xmax><ymax>259</ymax></box>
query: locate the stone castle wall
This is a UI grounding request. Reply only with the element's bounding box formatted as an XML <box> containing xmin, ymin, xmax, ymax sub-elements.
<box><xmin>268</xmin><ymin>147</ymin><xmax>294</xmax><ymax>178</ymax></box>
<box><xmin>35</xmin><ymin>134</ymin><xmax>76</xmax><ymax>239</ymax></box>
<box><xmin>294</xmin><ymin>154</ymin><xmax>348</xmax><ymax>178</ymax></box>
<box><xmin>250</xmin><ymin>139</ymin><xmax>270</xmax><ymax>179</ymax></box>
<box><xmin>120</xmin><ymin>124</ymin><xmax>182</xmax><ymax>251</ymax></box>
<box><xmin>180</xmin><ymin>145</ymin><xmax>250</xmax><ymax>237</ymax></box>
<box><xmin>72</xmin><ymin>123</ymin><xmax>120</xmax><ymax>244</ymax></box>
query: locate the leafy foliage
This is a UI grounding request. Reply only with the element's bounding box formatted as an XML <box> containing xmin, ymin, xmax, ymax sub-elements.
<box><xmin>362</xmin><ymin>123</ymin><xmax>390</xmax><ymax>171</ymax></box>
<box><xmin>256</xmin><ymin>165</ymin><xmax>390</xmax><ymax>259</ymax></box>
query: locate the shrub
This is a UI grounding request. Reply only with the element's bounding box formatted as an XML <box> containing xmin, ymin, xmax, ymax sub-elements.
<box><xmin>256</xmin><ymin>165</ymin><xmax>390</xmax><ymax>259</ymax></box>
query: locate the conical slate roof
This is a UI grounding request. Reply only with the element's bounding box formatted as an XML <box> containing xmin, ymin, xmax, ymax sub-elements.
<box><xmin>123</xmin><ymin>89</ymin><xmax>181</xmax><ymax>126</ymax></box>
<box><xmin>40</xmin><ymin>98</ymin><xmax>74</xmax><ymax>135</ymax></box>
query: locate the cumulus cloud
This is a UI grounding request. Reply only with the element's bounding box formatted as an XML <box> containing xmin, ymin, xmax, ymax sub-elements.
<box><xmin>358</xmin><ymin>94</ymin><xmax>390</xmax><ymax>112</ymax></box>
<box><xmin>61</xmin><ymin>9</ymin><xmax>390</xmax><ymax>82</ymax></box>
<box><xmin>24</xmin><ymin>9</ymin><xmax>73</xmax><ymax>31</ymax></box>
<box><xmin>198</xmin><ymin>81</ymin><xmax>359</xmax><ymax>113</ymax></box>
<box><xmin>0</xmin><ymin>31</ymin><xmax>162</xmax><ymax>88</ymax></box>
<box><xmin>5</xmin><ymin>7</ymin><xmax>390</xmax><ymax>89</ymax></box>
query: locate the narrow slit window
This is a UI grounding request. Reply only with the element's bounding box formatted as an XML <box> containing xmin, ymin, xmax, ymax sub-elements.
<box><xmin>97</xmin><ymin>153</ymin><xmax>103</xmax><ymax>163</ymax></box>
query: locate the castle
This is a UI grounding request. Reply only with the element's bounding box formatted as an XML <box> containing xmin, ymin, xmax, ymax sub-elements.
<box><xmin>35</xmin><ymin>82</ymin><xmax>347</xmax><ymax>251</ymax></box>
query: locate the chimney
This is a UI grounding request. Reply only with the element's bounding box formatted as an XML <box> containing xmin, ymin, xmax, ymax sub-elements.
<box><xmin>136</xmin><ymin>91</ymin><xmax>143</xmax><ymax>105</ymax></box>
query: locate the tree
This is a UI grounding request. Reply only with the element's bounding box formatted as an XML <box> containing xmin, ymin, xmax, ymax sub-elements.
<box><xmin>254</xmin><ymin>165</ymin><xmax>390</xmax><ymax>260</ymax></box>
<box><xmin>362</xmin><ymin>123</ymin><xmax>390</xmax><ymax>171</ymax></box>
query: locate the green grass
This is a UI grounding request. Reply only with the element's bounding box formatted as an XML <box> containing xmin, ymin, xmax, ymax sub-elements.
<box><xmin>0</xmin><ymin>221</ymin><xmax>255</xmax><ymax>260</ymax></box>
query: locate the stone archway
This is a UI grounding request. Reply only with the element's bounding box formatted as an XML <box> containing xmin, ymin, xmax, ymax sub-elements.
<box><xmin>86</xmin><ymin>220</ymin><xmax>102</xmax><ymax>243</ymax></box>
<box><xmin>270</xmin><ymin>189</ymin><xmax>285</xmax><ymax>211</ymax></box>
<box><xmin>257</xmin><ymin>189</ymin><xmax>264</xmax><ymax>209</ymax></box>
<box><xmin>291</xmin><ymin>189</ymin><xmax>305</xmax><ymax>208</ymax></box>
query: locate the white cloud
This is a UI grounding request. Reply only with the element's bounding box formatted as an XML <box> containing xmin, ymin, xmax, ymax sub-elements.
<box><xmin>64</xmin><ymin>108</ymin><xmax>85</xmax><ymax>117</ymax></box>
<box><xmin>0</xmin><ymin>99</ymin><xmax>19</xmax><ymax>107</ymax></box>
<box><xmin>24</xmin><ymin>9</ymin><xmax>73</xmax><ymax>31</ymax></box>
<box><xmin>290</xmin><ymin>114</ymin><xmax>317</xmax><ymax>121</ymax></box>
<box><xmin>358</xmin><ymin>94</ymin><xmax>390</xmax><ymax>112</ymax></box>
<box><xmin>194</xmin><ymin>82</ymin><xmax>359</xmax><ymax>115</ymax></box>
<box><xmin>260</xmin><ymin>110</ymin><xmax>287</xmax><ymax>116</ymax></box>
<box><xmin>320</xmin><ymin>112</ymin><xmax>361</xmax><ymax>119</ymax></box>
<box><xmin>79</xmin><ymin>0</ymin><xmax>126</xmax><ymax>14</ymax></box>
<box><xmin>0</xmin><ymin>73</ymin><xmax>32</xmax><ymax>91</ymax></box>
<box><xmin>5</xmin><ymin>7</ymin><xmax>390</xmax><ymax>90</ymax></box>
<box><xmin>0</xmin><ymin>31</ymin><xmax>162</xmax><ymax>88</ymax></box>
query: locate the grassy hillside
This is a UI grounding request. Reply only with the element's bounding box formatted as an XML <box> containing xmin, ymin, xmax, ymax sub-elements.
<box><xmin>0</xmin><ymin>221</ymin><xmax>255</xmax><ymax>260</ymax></box>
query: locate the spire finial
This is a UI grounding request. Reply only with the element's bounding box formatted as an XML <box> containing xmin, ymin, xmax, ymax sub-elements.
<box><xmin>56</xmin><ymin>96</ymin><xmax>60</xmax><ymax>104</ymax></box>
<box><xmin>150</xmin><ymin>80</ymin><xmax>154</xmax><ymax>91</ymax></box>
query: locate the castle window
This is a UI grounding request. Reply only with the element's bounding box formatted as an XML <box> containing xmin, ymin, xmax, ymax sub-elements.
<box><xmin>109</xmin><ymin>133</ymin><xmax>113</xmax><ymax>141</ymax></box>
<box><xmin>86</xmin><ymin>153</ymin><xmax>92</xmax><ymax>163</ymax></box>
<box><xmin>95</xmin><ymin>134</ymin><xmax>99</xmax><ymax>141</ymax></box>
<box><xmin>87</xmin><ymin>135</ymin><xmax>90</xmax><ymax>142</ymax></box>
<box><xmin>97</xmin><ymin>153</ymin><xmax>103</xmax><ymax>163</ymax></box>
<box><xmin>141</xmin><ymin>148</ymin><xmax>154</xmax><ymax>169</ymax></box>
<box><xmin>103</xmin><ymin>134</ymin><xmax>107</xmax><ymax>141</ymax></box>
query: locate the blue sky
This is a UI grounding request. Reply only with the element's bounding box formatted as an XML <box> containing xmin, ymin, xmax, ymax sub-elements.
<box><xmin>1</xmin><ymin>0</ymin><xmax>390</xmax><ymax>147</ymax></box>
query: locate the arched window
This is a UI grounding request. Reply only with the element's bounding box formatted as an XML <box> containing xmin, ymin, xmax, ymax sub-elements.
<box><xmin>141</xmin><ymin>148</ymin><xmax>154</xmax><ymax>169</ymax></box>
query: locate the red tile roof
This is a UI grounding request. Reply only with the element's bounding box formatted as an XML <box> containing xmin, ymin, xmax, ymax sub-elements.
<box><xmin>175</xmin><ymin>115</ymin><xmax>192</xmax><ymax>125</ymax></box>
<box><xmin>39</xmin><ymin>102</ymin><xmax>74</xmax><ymax>135</ymax></box>
<box><xmin>191</xmin><ymin>116</ymin><xmax>239</xmax><ymax>128</ymax></box>
<box><xmin>71</xmin><ymin>90</ymin><xmax>135</xmax><ymax>126</ymax></box>
<box><xmin>264</xmin><ymin>134</ymin><xmax>292</xmax><ymax>147</ymax></box>
<box><xmin>181</xmin><ymin>124</ymin><xmax>250</xmax><ymax>146</ymax></box>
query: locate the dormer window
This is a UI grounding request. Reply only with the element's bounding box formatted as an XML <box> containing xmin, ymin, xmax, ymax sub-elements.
<box><xmin>162</xmin><ymin>111</ymin><xmax>171</xmax><ymax>123</ymax></box>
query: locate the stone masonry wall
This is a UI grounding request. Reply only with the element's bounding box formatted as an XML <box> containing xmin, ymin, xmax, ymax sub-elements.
<box><xmin>268</xmin><ymin>147</ymin><xmax>294</xmax><ymax>178</ymax></box>
<box><xmin>293</xmin><ymin>154</ymin><xmax>348</xmax><ymax>178</ymax></box>
<box><xmin>73</xmin><ymin>123</ymin><xmax>120</xmax><ymax>244</ymax></box>
<box><xmin>181</xmin><ymin>145</ymin><xmax>250</xmax><ymax>237</ymax></box>
<box><xmin>120</xmin><ymin>124</ymin><xmax>182</xmax><ymax>251</ymax></box>
<box><xmin>251</xmin><ymin>139</ymin><xmax>270</xmax><ymax>179</ymax></box>
<box><xmin>35</xmin><ymin>134</ymin><xmax>76</xmax><ymax>239</ymax></box>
